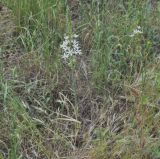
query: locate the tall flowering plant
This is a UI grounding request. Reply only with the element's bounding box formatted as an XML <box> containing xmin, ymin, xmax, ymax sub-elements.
<box><xmin>60</xmin><ymin>33</ymin><xmax>82</xmax><ymax>107</ymax></box>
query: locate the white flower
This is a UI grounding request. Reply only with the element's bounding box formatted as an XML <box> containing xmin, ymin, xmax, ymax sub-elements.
<box><xmin>60</xmin><ymin>34</ymin><xmax>82</xmax><ymax>60</ymax></box>
<box><xmin>129</xmin><ymin>26</ymin><xmax>143</xmax><ymax>37</ymax></box>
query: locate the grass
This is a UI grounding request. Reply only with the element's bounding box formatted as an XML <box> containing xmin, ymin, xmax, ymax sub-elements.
<box><xmin>0</xmin><ymin>0</ymin><xmax>160</xmax><ymax>158</ymax></box>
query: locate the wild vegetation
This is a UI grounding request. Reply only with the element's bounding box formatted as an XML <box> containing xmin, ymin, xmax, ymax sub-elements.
<box><xmin>0</xmin><ymin>0</ymin><xmax>160</xmax><ymax>158</ymax></box>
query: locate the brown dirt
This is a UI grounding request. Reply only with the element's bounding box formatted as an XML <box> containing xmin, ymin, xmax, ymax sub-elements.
<box><xmin>0</xmin><ymin>5</ymin><xmax>14</xmax><ymax>45</ymax></box>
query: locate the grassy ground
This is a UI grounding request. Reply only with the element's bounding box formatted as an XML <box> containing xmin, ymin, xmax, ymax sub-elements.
<box><xmin>0</xmin><ymin>0</ymin><xmax>160</xmax><ymax>158</ymax></box>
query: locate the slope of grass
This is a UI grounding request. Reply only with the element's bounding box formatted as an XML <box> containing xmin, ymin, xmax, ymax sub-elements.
<box><xmin>0</xmin><ymin>0</ymin><xmax>160</xmax><ymax>159</ymax></box>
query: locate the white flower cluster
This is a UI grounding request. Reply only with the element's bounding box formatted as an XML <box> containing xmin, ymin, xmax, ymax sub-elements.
<box><xmin>130</xmin><ymin>26</ymin><xmax>143</xmax><ymax>37</ymax></box>
<box><xmin>60</xmin><ymin>34</ymin><xmax>82</xmax><ymax>60</ymax></box>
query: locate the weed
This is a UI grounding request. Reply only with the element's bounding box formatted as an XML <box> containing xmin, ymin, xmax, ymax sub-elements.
<box><xmin>0</xmin><ymin>0</ymin><xmax>160</xmax><ymax>158</ymax></box>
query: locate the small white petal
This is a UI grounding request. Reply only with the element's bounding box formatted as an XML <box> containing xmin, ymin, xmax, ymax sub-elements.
<box><xmin>73</xmin><ymin>34</ymin><xmax>79</xmax><ymax>38</ymax></box>
<box><xmin>137</xmin><ymin>26</ymin><xmax>141</xmax><ymax>29</ymax></box>
<box><xmin>129</xmin><ymin>34</ymin><xmax>134</xmax><ymax>37</ymax></box>
<box><xmin>64</xmin><ymin>36</ymin><xmax>69</xmax><ymax>40</ymax></box>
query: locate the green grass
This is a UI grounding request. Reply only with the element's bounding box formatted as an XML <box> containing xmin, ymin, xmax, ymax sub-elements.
<box><xmin>0</xmin><ymin>0</ymin><xmax>160</xmax><ymax>158</ymax></box>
